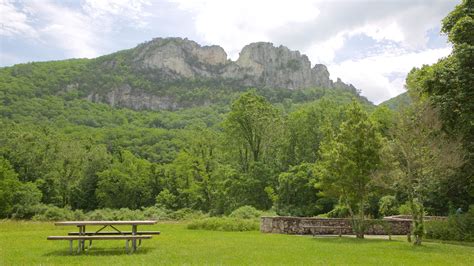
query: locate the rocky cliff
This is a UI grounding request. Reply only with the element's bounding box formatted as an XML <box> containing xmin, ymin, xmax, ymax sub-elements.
<box><xmin>131</xmin><ymin>38</ymin><xmax>349</xmax><ymax>89</ymax></box>
<box><xmin>84</xmin><ymin>37</ymin><xmax>358</xmax><ymax>110</ymax></box>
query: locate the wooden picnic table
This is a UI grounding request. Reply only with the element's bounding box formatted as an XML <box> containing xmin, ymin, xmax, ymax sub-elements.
<box><xmin>49</xmin><ymin>220</ymin><xmax>159</xmax><ymax>253</ymax></box>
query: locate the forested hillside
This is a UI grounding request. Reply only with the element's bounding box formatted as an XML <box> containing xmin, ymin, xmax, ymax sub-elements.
<box><xmin>0</xmin><ymin>38</ymin><xmax>372</xmax><ymax>218</ymax></box>
<box><xmin>379</xmin><ymin>92</ymin><xmax>411</xmax><ymax>110</ymax></box>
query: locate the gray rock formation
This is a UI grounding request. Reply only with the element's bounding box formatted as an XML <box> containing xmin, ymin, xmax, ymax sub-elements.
<box><xmin>126</xmin><ymin>37</ymin><xmax>352</xmax><ymax>90</ymax></box>
<box><xmin>131</xmin><ymin>38</ymin><xmax>228</xmax><ymax>79</ymax></box>
<box><xmin>87</xmin><ymin>85</ymin><xmax>181</xmax><ymax>111</ymax></box>
<box><xmin>81</xmin><ymin>37</ymin><xmax>359</xmax><ymax>110</ymax></box>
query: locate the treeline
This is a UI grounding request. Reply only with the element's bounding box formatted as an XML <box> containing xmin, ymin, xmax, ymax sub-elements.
<box><xmin>0</xmin><ymin>88</ymin><xmax>470</xmax><ymax>220</ymax></box>
<box><xmin>0</xmin><ymin>89</ymin><xmax>360</xmax><ymax>216</ymax></box>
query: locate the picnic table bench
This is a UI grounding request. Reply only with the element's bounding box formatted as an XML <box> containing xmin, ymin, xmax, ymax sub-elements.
<box><xmin>302</xmin><ymin>225</ymin><xmax>352</xmax><ymax>237</ymax></box>
<box><xmin>47</xmin><ymin>220</ymin><xmax>159</xmax><ymax>253</ymax></box>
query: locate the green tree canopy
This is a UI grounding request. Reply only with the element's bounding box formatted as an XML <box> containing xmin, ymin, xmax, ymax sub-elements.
<box><xmin>316</xmin><ymin>101</ymin><xmax>382</xmax><ymax>238</ymax></box>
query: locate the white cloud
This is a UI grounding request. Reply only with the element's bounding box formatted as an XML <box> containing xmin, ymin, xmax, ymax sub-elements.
<box><xmin>0</xmin><ymin>0</ymin><xmax>37</xmax><ymax>38</ymax></box>
<box><xmin>1</xmin><ymin>0</ymin><xmax>153</xmax><ymax>59</ymax></box>
<box><xmin>328</xmin><ymin>47</ymin><xmax>452</xmax><ymax>104</ymax></box>
<box><xmin>82</xmin><ymin>0</ymin><xmax>152</xmax><ymax>29</ymax></box>
<box><xmin>170</xmin><ymin>0</ymin><xmax>320</xmax><ymax>59</ymax></box>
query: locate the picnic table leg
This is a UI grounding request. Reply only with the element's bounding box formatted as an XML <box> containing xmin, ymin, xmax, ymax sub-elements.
<box><xmin>79</xmin><ymin>225</ymin><xmax>86</xmax><ymax>252</ymax></box>
<box><xmin>69</xmin><ymin>240</ymin><xmax>73</xmax><ymax>254</ymax></box>
<box><xmin>132</xmin><ymin>225</ymin><xmax>137</xmax><ymax>252</ymax></box>
<box><xmin>77</xmin><ymin>225</ymin><xmax>82</xmax><ymax>252</ymax></box>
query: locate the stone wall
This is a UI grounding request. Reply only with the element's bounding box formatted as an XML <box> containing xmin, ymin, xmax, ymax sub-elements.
<box><xmin>260</xmin><ymin>216</ymin><xmax>412</xmax><ymax>235</ymax></box>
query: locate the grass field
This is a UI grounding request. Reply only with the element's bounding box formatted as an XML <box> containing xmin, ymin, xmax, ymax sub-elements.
<box><xmin>0</xmin><ymin>221</ymin><xmax>473</xmax><ymax>265</ymax></box>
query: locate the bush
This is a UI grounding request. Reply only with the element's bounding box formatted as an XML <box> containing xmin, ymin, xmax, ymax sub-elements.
<box><xmin>113</xmin><ymin>208</ymin><xmax>146</xmax><ymax>220</ymax></box>
<box><xmin>398</xmin><ymin>202</ymin><xmax>412</xmax><ymax>215</ymax></box>
<box><xmin>86</xmin><ymin>208</ymin><xmax>115</xmax><ymax>220</ymax></box>
<box><xmin>169</xmin><ymin>208</ymin><xmax>207</xmax><ymax>220</ymax></box>
<box><xmin>379</xmin><ymin>196</ymin><xmax>399</xmax><ymax>217</ymax></box>
<box><xmin>31</xmin><ymin>204</ymin><xmax>75</xmax><ymax>221</ymax></box>
<box><xmin>398</xmin><ymin>201</ymin><xmax>426</xmax><ymax>216</ymax></box>
<box><xmin>229</xmin><ymin>206</ymin><xmax>262</xmax><ymax>219</ymax></box>
<box><xmin>72</xmin><ymin>209</ymin><xmax>86</xmax><ymax>220</ymax></box>
<box><xmin>155</xmin><ymin>189</ymin><xmax>178</xmax><ymax>209</ymax></box>
<box><xmin>326</xmin><ymin>205</ymin><xmax>350</xmax><ymax>218</ymax></box>
<box><xmin>142</xmin><ymin>206</ymin><xmax>171</xmax><ymax>220</ymax></box>
<box><xmin>425</xmin><ymin>206</ymin><xmax>474</xmax><ymax>242</ymax></box>
<box><xmin>187</xmin><ymin>217</ymin><xmax>259</xmax><ymax>231</ymax></box>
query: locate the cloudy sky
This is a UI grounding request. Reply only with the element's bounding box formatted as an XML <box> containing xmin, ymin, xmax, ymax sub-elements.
<box><xmin>0</xmin><ymin>0</ymin><xmax>457</xmax><ymax>104</ymax></box>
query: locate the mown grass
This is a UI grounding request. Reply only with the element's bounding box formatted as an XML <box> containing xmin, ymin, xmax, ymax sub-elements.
<box><xmin>0</xmin><ymin>220</ymin><xmax>473</xmax><ymax>265</ymax></box>
<box><xmin>187</xmin><ymin>217</ymin><xmax>259</xmax><ymax>231</ymax></box>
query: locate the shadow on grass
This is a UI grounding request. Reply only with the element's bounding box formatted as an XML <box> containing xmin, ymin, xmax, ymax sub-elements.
<box><xmin>309</xmin><ymin>236</ymin><xmax>393</xmax><ymax>245</ymax></box>
<box><xmin>44</xmin><ymin>247</ymin><xmax>154</xmax><ymax>257</ymax></box>
<box><xmin>424</xmin><ymin>238</ymin><xmax>474</xmax><ymax>247</ymax></box>
<box><xmin>308</xmin><ymin>235</ymin><xmax>473</xmax><ymax>255</ymax></box>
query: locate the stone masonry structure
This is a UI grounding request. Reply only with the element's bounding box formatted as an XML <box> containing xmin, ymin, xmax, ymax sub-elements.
<box><xmin>260</xmin><ymin>216</ymin><xmax>412</xmax><ymax>235</ymax></box>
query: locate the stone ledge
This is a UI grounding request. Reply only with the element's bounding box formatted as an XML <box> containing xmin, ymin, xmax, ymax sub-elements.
<box><xmin>260</xmin><ymin>216</ymin><xmax>411</xmax><ymax>235</ymax></box>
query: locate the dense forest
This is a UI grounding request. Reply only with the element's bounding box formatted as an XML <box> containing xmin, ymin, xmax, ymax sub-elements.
<box><xmin>0</xmin><ymin>0</ymin><xmax>472</xmax><ymax>244</ymax></box>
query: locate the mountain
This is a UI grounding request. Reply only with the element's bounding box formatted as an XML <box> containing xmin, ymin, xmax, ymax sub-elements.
<box><xmin>379</xmin><ymin>92</ymin><xmax>411</xmax><ymax>110</ymax></box>
<box><xmin>109</xmin><ymin>37</ymin><xmax>354</xmax><ymax>90</ymax></box>
<box><xmin>1</xmin><ymin>37</ymin><xmax>366</xmax><ymax>111</ymax></box>
<box><xmin>0</xmin><ymin>37</ymin><xmax>374</xmax><ymax>217</ymax></box>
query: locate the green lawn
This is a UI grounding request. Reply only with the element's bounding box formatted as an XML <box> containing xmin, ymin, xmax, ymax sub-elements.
<box><xmin>0</xmin><ymin>221</ymin><xmax>472</xmax><ymax>265</ymax></box>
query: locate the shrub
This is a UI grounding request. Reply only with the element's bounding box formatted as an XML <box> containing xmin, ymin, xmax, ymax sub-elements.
<box><xmin>86</xmin><ymin>208</ymin><xmax>115</xmax><ymax>220</ymax></box>
<box><xmin>229</xmin><ymin>206</ymin><xmax>262</xmax><ymax>219</ymax></box>
<box><xmin>142</xmin><ymin>206</ymin><xmax>171</xmax><ymax>220</ymax></box>
<box><xmin>398</xmin><ymin>201</ymin><xmax>426</xmax><ymax>216</ymax></box>
<box><xmin>169</xmin><ymin>208</ymin><xmax>207</xmax><ymax>220</ymax></box>
<box><xmin>398</xmin><ymin>202</ymin><xmax>412</xmax><ymax>215</ymax></box>
<box><xmin>425</xmin><ymin>206</ymin><xmax>474</xmax><ymax>242</ymax></box>
<box><xmin>379</xmin><ymin>196</ymin><xmax>399</xmax><ymax>217</ymax></box>
<box><xmin>260</xmin><ymin>209</ymin><xmax>277</xmax><ymax>217</ymax></box>
<box><xmin>31</xmin><ymin>204</ymin><xmax>75</xmax><ymax>221</ymax></box>
<box><xmin>155</xmin><ymin>189</ymin><xmax>178</xmax><ymax>209</ymax></box>
<box><xmin>111</xmin><ymin>208</ymin><xmax>145</xmax><ymax>220</ymax></box>
<box><xmin>326</xmin><ymin>205</ymin><xmax>350</xmax><ymax>218</ymax></box>
<box><xmin>187</xmin><ymin>217</ymin><xmax>259</xmax><ymax>231</ymax></box>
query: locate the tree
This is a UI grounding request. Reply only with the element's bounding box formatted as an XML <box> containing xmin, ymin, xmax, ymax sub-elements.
<box><xmin>316</xmin><ymin>101</ymin><xmax>382</xmax><ymax>238</ymax></box>
<box><xmin>70</xmin><ymin>144</ymin><xmax>112</xmax><ymax>210</ymax></box>
<box><xmin>386</xmin><ymin>104</ymin><xmax>464</xmax><ymax>245</ymax></box>
<box><xmin>96</xmin><ymin>150</ymin><xmax>153</xmax><ymax>209</ymax></box>
<box><xmin>284</xmin><ymin>99</ymin><xmax>344</xmax><ymax>166</ymax></box>
<box><xmin>276</xmin><ymin>163</ymin><xmax>332</xmax><ymax>216</ymax></box>
<box><xmin>0</xmin><ymin>157</ymin><xmax>22</xmax><ymax>217</ymax></box>
<box><xmin>0</xmin><ymin>157</ymin><xmax>41</xmax><ymax>218</ymax></box>
<box><xmin>406</xmin><ymin>0</ymin><xmax>473</xmax><ymax>212</ymax></box>
<box><xmin>223</xmin><ymin>91</ymin><xmax>281</xmax><ymax>170</ymax></box>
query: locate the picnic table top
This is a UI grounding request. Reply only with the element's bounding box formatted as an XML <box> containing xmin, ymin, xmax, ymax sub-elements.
<box><xmin>54</xmin><ymin>220</ymin><xmax>157</xmax><ymax>226</ymax></box>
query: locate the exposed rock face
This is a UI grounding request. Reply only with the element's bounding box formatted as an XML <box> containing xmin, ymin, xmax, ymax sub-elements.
<box><xmin>312</xmin><ymin>64</ymin><xmax>333</xmax><ymax>88</ymax></box>
<box><xmin>131</xmin><ymin>38</ymin><xmax>228</xmax><ymax>79</ymax></box>
<box><xmin>236</xmin><ymin>42</ymin><xmax>315</xmax><ymax>89</ymax></box>
<box><xmin>87</xmin><ymin>85</ymin><xmax>180</xmax><ymax>110</ymax></box>
<box><xmin>81</xmin><ymin>37</ymin><xmax>359</xmax><ymax>110</ymax></box>
<box><xmin>127</xmin><ymin>37</ymin><xmax>351</xmax><ymax>90</ymax></box>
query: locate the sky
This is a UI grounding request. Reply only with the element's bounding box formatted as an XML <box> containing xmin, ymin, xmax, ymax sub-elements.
<box><xmin>0</xmin><ymin>0</ymin><xmax>458</xmax><ymax>104</ymax></box>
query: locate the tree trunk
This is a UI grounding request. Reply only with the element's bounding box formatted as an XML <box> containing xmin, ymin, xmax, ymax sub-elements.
<box><xmin>347</xmin><ymin>200</ymin><xmax>365</xmax><ymax>239</ymax></box>
<box><xmin>409</xmin><ymin>197</ymin><xmax>424</xmax><ymax>246</ymax></box>
<box><xmin>356</xmin><ymin>203</ymin><xmax>365</xmax><ymax>239</ymax></box>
